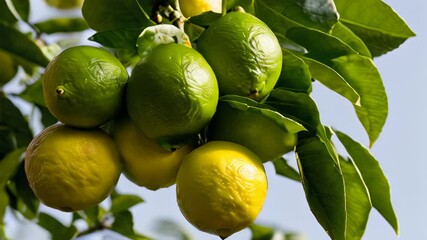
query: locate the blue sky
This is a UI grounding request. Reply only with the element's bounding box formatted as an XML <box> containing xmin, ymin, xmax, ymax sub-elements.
<box><xmin>4</xmin><ymin>0</ymin><xmax>427</xmax><ymax>239</ymax></box>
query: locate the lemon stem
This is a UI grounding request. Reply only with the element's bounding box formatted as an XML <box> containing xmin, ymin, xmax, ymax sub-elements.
<box><xmin>221</xmin><ymin>0</ymin><xmax>227</xmax><ymax>16</ymax></box>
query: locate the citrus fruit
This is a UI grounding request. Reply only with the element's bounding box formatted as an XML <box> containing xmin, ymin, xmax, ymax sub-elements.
<box><xmin>208</xmin><ymin>99</ymin><xmax>297</xmax><ymax>162</ymax></box>
<box><xmin>179</xmin><ymin>0</ymin><xmax>222</xmax><ymax>17</ymax></box>
<box><xmin>43</xmin><ymin>45</ymin><xmax>128</xmax><ymax>128</ymax></box>
<box><xmin>176</xmin><ymin>141</ymin><xmax>268</xmax><ymax>238</ymax></box>
<box><xmin>0</xmin><ymin>50</ymin><xmax>18</xmax><ymax>86</ymax></box>
<box><xmin>45</xmin><ymin>0</ymin><xmax>83</xmax><ymax>9</ymax></box>
<box><xmin>111</xmin><ymin>117</ymin><xmax>194</xmax><ymax>190</ymax></box>
<box><xmin>24</xmin><ymin>123</ymin><xmax>122</xmax><ymax>212</ymax></box>
<box><xmin>126</xmin><ymin>43</ymin><xmax>218</xmax><ymax>146</ymax></box>
<box><xmin>197</xmin><ymin>11</ymin><xmax>282</xmax><ymax>101</ymax></box>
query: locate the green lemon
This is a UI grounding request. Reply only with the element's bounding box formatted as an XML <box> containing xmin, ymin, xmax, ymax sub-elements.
<box><xmin>43</xmin><ymin>45</ymin><xmax>128</xmax><ymax>128</ymax></box>
<box><xmin>0</xmin><ymin>50</ymin><xmax>18</xmax><ymax>86</ymax></box>
<box><xmin>208</xmin><ymin>99</ymin><xmax>297</xmax><ymax>162</ymax></box>
<box><xmin>197</xmin><ymin>11</ymin><xmax>282</xmax><ymax>101</ymax></box>
<box><xmin>126</xmin><ymin>43</ymin><xmax>218</xmax><ymax>146</ymax></box>
<box><xmin>111</xmin><ymin>117</ymin><xmax>194</xmax><ymax>190</ymax></box>
<box><xmin>176</xmin><ymin>141</ymin><xmax>268</xmax><ymax>238</ymax></box>
<box><xmin>25</xmin><ymin>123</ymin><xmax>122</xmax><ymax>212</ymax></box>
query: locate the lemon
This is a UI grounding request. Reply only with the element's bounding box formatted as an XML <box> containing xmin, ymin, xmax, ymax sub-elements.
<box><xmin>0</xmin><ymin>50</ymin><xmax>18</xmax><ymax>86</ymax></box>
<box><xmin>126</xmin><ymin>43</ymin><xmax>218</xmax><ymax>146</ymax></box>
<box><xmin>24</xmin><ymin>123</ymin><xmax>122</xmax><ymax>212</ymax></box>
<box><xmin>179</xmin><ymin>0</ymin><xmax>222</xmax><ymax>17</ymax></box>
<box><xmin>197</xmin><ymin>11</ymin><xmax>283</xmax><ymax>101</ymax></box>
<box><xmin>176</xmin><ymin>141</ymin><xmax>268</xmax><ymax>238</ymax></box>
<box><xmin>208</xmin><ymin>100</ymin><xmax>297</xmax><ymax>162</ymax></box>
<box><xmin>43</xmin><ymin>45</ymin><xmax>128</xmax><ymax>128</ymax></box>
<box><xmin>111</xmin><ymin>117</ymin><xmax>193</xmax><ymax>190</ymax></box>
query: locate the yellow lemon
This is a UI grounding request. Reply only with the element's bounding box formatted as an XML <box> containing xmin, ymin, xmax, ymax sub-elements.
<box><xmin>176</xmin><ymin>141</ymin><xmax>268</xmax><ymax>238</ymax></box>
<box><xmin>24</xmin><ymin>124</ymin><xmax>122</xmax><ymax>212</ymax></box>
<box><xmin>179</xmin><ymin>0</ymin><xmax>222</xmax><ymax>17</ymax></box>
<box><xmin>111</xmin><ymin>117</ymin><xmax>193</xmax><ymax>190</ymax></box>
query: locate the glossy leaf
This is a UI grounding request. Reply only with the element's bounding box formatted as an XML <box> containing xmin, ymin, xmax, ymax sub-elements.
<box><xmin>340</xmin><ymin>157</ymin><xmax>372</xmax><ymax>240</ymax></box>
<box><xmin>89</xmin><ymin>28</ymin><xmax>143</xmax><ymax>51</ymax></box>
<box><xmin>254</xmin><ymin>0</ymin><xmax>299</xmax><ymax>35</ymax></box>
<box><xmin>17</xmin><ymin>78</ymin><xmax>45</xmax><ymax>106</ymax></box>
<box><xmin>330</xmin><ymin>55</ymin><xmax>387</xmax><ymax>146</ymax></box>
<box><xmin>272</xmin><ymin>157</ymin><xmax>300</xmax><ymax>182</ymax></box>
<box><xmin>0</xmin><ymin>0</ymin><xmax>17</xmax><ymax>23</ymax></box>
<box><xmin>38</xmin><ymin>213</ymin><xmax>78</xmax><ymax>240</ymax></box>
<box><xmin>0</xmin><ymin>190</ymin><xmax>8</xmax><ymax>223</ymax></box>
<box><xmin>112</xmin><ymin>210</ymin><xmax>151</xmax><ymax>240</ymax></box>
<box><xmin>34</xmin><ymin>18</ymin><xmax>89</xmax><ymax>34</ymax></box>
<box><xmin>300</xmin><ymin>56</ymin><xmax>360</xmax><ymax>105</ymax></box>
<box><xmin>334</xmin><ymin>0</ymin><xmax>416</xmax><ymax>57</ymax></box>
<box><xmin>0</xmin><ymin>147</ymin><xmax>25</xmax><ymax>189</ymax></box>
<box><xmin>11</xmin><ymin>0</ymin><xmax>30</xmax><ymax>22</ymax></box>
<box><xmin>82</xmin><ymin>0</ymin><xmax>155</xmax><ymax>31</ymax></box>
<box><xmin>295</xmin><ymin>135</ymin><xmax>346</xmax><ymax>240</ymax></box>
<box><xmin>276</xmin><ymin>49</ymin><xmax>312</xmax><ymax>94</ymax></box>
<box><xmin>154</xmin><ymin>219</ymin><xmax>193</xmax><ymax>240</ymax></box>
<box><xmin>9</xmin><ymin>163</ymin><xmax>39</xmax><ymax>219</ymax></box>
<box><xmin>110</xmin><ymin>192</ymin><xmax>144</xmax><ymax>214</ymax></box>
<box><xmin>335</xmin><ymin>130</ymin><xmax>399</xmax><ymax>235</ymax></box>
<box><xmin>331</xmin><ymin>22</ymin><xmax>371</xmax><ymax>58</ymax></box>
<box><xmin>0</xmin><ymin>22</ymin><xmax>50</xmax><ymax>67</ymax></box>
<box><xmin>249</xmin><ymin>223</ymin><xmax>275</xmax><ymax>240</ymax></box>
<box><xmin>266</xmin><ymin>89</ymin><xmax>320</xmax><ymax>133</ymax></box>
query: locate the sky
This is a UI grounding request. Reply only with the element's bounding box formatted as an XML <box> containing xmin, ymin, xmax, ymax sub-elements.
<box><xmin>4</xmin><ymin>0</ymin><xmax>427</xmax><ymax>239</ymax></box>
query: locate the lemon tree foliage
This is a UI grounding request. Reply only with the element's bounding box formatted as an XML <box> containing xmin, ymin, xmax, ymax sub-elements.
<box><xmin>0</xmin><ymin>0</ymin><xmax>415</xmax><ymax>239</ymax></box>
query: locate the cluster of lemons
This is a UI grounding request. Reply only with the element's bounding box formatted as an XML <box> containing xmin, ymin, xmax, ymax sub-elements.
<box><xmin>24</xmin><ymin>9</ymin><xmax>295</xmax><ymax>238</ymax></box>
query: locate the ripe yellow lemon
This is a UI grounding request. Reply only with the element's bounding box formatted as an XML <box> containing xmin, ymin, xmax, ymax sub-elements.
<box><xmin>176</xmin><ymin>141</ymin><xmax>268</xmax><ymax>238</ymax></box>
<box><xmin>179</xmin><ymin>0</ymin><xmax>222</xmax><ymax>17</ymax></box>
<box><xmin>126</xmin><ymin>43</ymin><xmax>218</xmax><ymax>146</ymax></box>
<box><xmin>24</xmin><ymin>124</ymin><xmax>122</xmax><ymax>212</ymax></box>
<box><xmin>197</xmin><ymin>11</ymin><xmax>282</xmax><ymax>101</ymax></box>
<box><xmin>111</xmin><ymin>117</ymin><xmax>193</xmax><ymax>190</ymax></box>
<box><xmin>43</xmin><ymin>45</ymin><xmax>128</xmax><ymax>129</ymax></box>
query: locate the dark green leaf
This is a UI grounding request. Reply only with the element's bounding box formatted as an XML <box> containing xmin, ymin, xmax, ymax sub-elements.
<box><xmin>330</xmin><ymin>55</ymin><xmax>387</xmax><ymax>146</ymax></box>
<box><xmin>331</xmin><ymin>22</ymin><xmax>371</xmax><ymax>58</ymax></box>
<box><xmin>79</xmin><ymin>205</ymin><xmax>102</xmax><ymax>227</ymax></box>
<box><xmin>11</xmin><ymin>0</ymin><xmax>30</xmax><ymax>22</ymax></box>
<box><xmin>34</xmin><ymin>18</ymin><xmax>89</xmax><ymax>34</ymax></box>
<box><xmin>17</xmin><ymin>77</ymin><xmax>45</xmax><ymax>106</ymax></box>
<box><xmin>335</xmin><ymin>131</ymin><xmax>399</xmax><ymax>235</ymax></box>
<box><xmin>0</xmin><ymin>190</ymin><xmax>9</xmax><ymax>223</ymax></box>
<box><xmin>295</xmin><ymin>135</ymin><xmax>346</xmax><ymax>240</ymax></box>
<box><xmin>340</xmin><ymin>157</ymin><xmax>372</xmax><ymax>240</ymax></box>
<box><xmin>0</xmin><ymin>223</ymin><xmax>8</xmax><ymax>240</ymax></box>
<box><xmin>300</xmin><ymin>56</ymin><xmax>360</xmax><ymax>105</ymax></box>
<box><xmin>220</xmin><ymin>95</ymin><xmax>306</xmax><ymax>133</ymax></box>
<box><xmin>112</xmin><ymin>210</ymin><xmax>150</xmax><ymax>239</ymax></box>
<box><xmin>82</xmin><ymin>0</ymin><xmax>155</xmax><ymax>31</ymax></box>
<box><xmin>254</xmin><ymin>0</ymin><xmax>299</xmax><ymax>35</ymax></box>
<box><xmin>276</xmin><ymin>49</ymin><xmax>312</xmax><ymax>93</ymax></box>
<box><xmin>89</xmin><ymin>28</ymin><xmax>142</xmax><ymax>51</ymax></box>
<box><xmin>249</xmin><ymin>223</ymin><xmax>275</xmax><ymax>240</ymax></box>
<box><xmin>227</xmin><ymin>0</ymin><xmax>255</xmax><ymax>14</ymax></box>
<box><xmin>110</xmin><ymin>192</ymin><xmax>144</xmax><ymax>213</ymax></box>
<box><xmin>0</xmin><ymin>147</ymin><xmax>25</xmax><ymax>189</ymax></box>
<box><xmin>188</xmin><ymin>11</ymin><xmax>222</xmax><ymax>27</ymax></box>
<box><xmin>0</xmin><ymin>0</ymin><xmax>17</xmax><ymax>23</ymax></box>
<box><xmin>334</xmin><ymin>0</ymin><xmax>416</xmax><ymax>57</ymax></box>
<box><xmin>0</xmin><ymin>22</ymin><xmax>50</xmax><ymax>67</ymax></box>
<box><xmin>266</xmin><ymin>89</ymin><xmax>320</xmax><ymax>133</ymax></box>
<box><xmin>272</xmin><ymin>157</ymin><xmax>300</xmax><ymax>182</ymax></box>
<box><xmin>38</xmin><ymin>213</ymin><xmax>78</xmax><ymax>240</ymax></box>
<box><xmin>38</xmin><ymin>105</ymin><xmax>57</xmax><ymax>127</ymax></box>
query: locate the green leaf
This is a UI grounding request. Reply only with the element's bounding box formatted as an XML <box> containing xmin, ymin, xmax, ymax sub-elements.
<box><xmin>34</xmin><ymin>18</ymin><xmax>89</xmax><ymax>34</ymax></box>
<box><xmin>330</xmin><ymin>55</ymin><xmax>387</xmax><ymax>146</ymax></box>
<box><xmin>89</xmin><ymin>28</ymin><xmax>143</xmax><ymax>51</ymax></box>
<box><xmin>38</xmin><ymin>105</ymin><xmax>57</xmax><ymax>128</ymax></box>
<box><xmin>272</xmin><ymin>157</ymin><xmax>300</xmax><ymax>182</ymax></box>
<box><xmin>154</xmin><ymin>219</ymin><xmax>192</xmax><ymax>240</ymax></box>
<box><xmin>295</xmin><ymin>135</ymin><xmax>346</xmax><ymax>240</ymax></box>
<box><xmin>227</xmin><ymin>0</ymin><xmax>255</xmax><ymax>14</ymax></box>
<box><xmin>78</xmin><ymin>205</ymin><xmax>102</xmax><ymax>227</ymax></box>
<box><xmin>331</xmin><ymin>22</ymin><xmax>371</xmax><ymax>58</ymax></box>
<box><xmin>0</xmin><ymin>190</ymin><xmax>9</xmax><ymax>223</ymax></box>
<box><xmin>17</xmin><ymin>77</ymin><xmax>45</xmax><ymax>107</ymax></box>
<box><xmin>9</xmin><ymin>163</ymin><xmax>39</xmax><ymax>219</ymax></box>
<box><xmin>0</xmin><ymin>22</ymin><xmax>50</xmax><ymax>67</ymax></box>
<box><xmin>266</xmin><ymin>89</ymin><xmax>320</xmax><ymax>133</ymax></box>
<box><xmin>112</xmin><ymin>210</ymin><xmax>151</xmax><ymax>240</ymax></box>
<box><xmin>276</xmin><ymin>49</ymin><xmax>312</xmax><ymax>93</ymax></box>
<box><xmin>334</xmin><ymin>0</ymin><xmax>416</xmax><ymax>57</ymax></box>
<box><xmin>220</xmin><ymin>95</ymin><xmax>306</xmax><ymax>134</ymax></box>
<box><xmin>38</xmin><ymin>213</ymin><xmax>78</xmax><ymax>240</ymax></box>
<box><xmin>110</xmin><ymin>192</ymin><xmax>144</xmax><ymax>214</ymax></box>
<box><xmin>0</xmin><ymin>147</ymin><xmax>25</xmax><ymax>189</ymax></box>
<box><xmin>254</xmin><ymin>0</ymin><xmax>299</xmax><ymax>35</ymax></box>
<box><xmin>82</xmin><ymin>0</ymin><xmax>155</xmax><ymax>31</ymax></box>
<box><xmin>0</xmin><ymin>0</ymin><xmax>17</xmax><ymax>23</ymax></box>
<box><xmin>335</xmin><ymin>130</ymin><xmax>399</xmax><ymax>235</ymax></box>
<box><xmin>188</xmin><ymin>11</ymin><xmax>222</xmax><ymax>27</ymax></box>
<box><xmin>10</xmin><ymin>0</ymin><xmax>30</xmax><ymax>22</ymax></box>
<box><xmin>340</xmin><ymin>157</ymin><xmax>372</xmax><ymax>240</ymax></box>
<box><xmin>0</xmin><ymin>223</ymin><xmax>8</xmax><ymax>240</ymax></box>
<box><xmin>299</xmin><ymin>56</ymin><xmax>360</xmax><ymax>105</ymax></box>
<box><xmin>249</xmin><ymin>223</ymin><xmax>275</xmax><ymax>240</ymax></box>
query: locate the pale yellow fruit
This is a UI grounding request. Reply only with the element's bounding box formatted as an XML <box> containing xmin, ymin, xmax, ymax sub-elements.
<box><xmin>179</xmin><ymin>0</ymin><xmax>222</xmax><ymax>17</ymax></box>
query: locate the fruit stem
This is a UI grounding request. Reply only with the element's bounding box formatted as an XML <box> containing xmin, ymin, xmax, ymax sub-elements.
<box><xmin>221</xmin><ymin>0</ymin><xmax>227</xmax><ymax>16</ymax></box>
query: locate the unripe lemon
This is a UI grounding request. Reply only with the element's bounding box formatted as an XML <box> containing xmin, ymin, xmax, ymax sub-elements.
<box><xmin>176</xmin><ymin>141</ymin><xmax>268</xmax><ymax>238</ymax></box>
<box><xmin>24</xmin><ymin>124</ymin><xmax>122</xmax><ymax>212</ymax></box>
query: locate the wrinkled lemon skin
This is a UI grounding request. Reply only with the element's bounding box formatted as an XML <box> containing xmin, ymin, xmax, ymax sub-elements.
<box><xmin>24</xmin><ymin>124</ymin><xmax>122</xmax><ymax>212</ymax></box>
<box><xmin>176</xmin><ymin>141</ymin><xmax>268</xmax><ymax>238</ymax></box>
